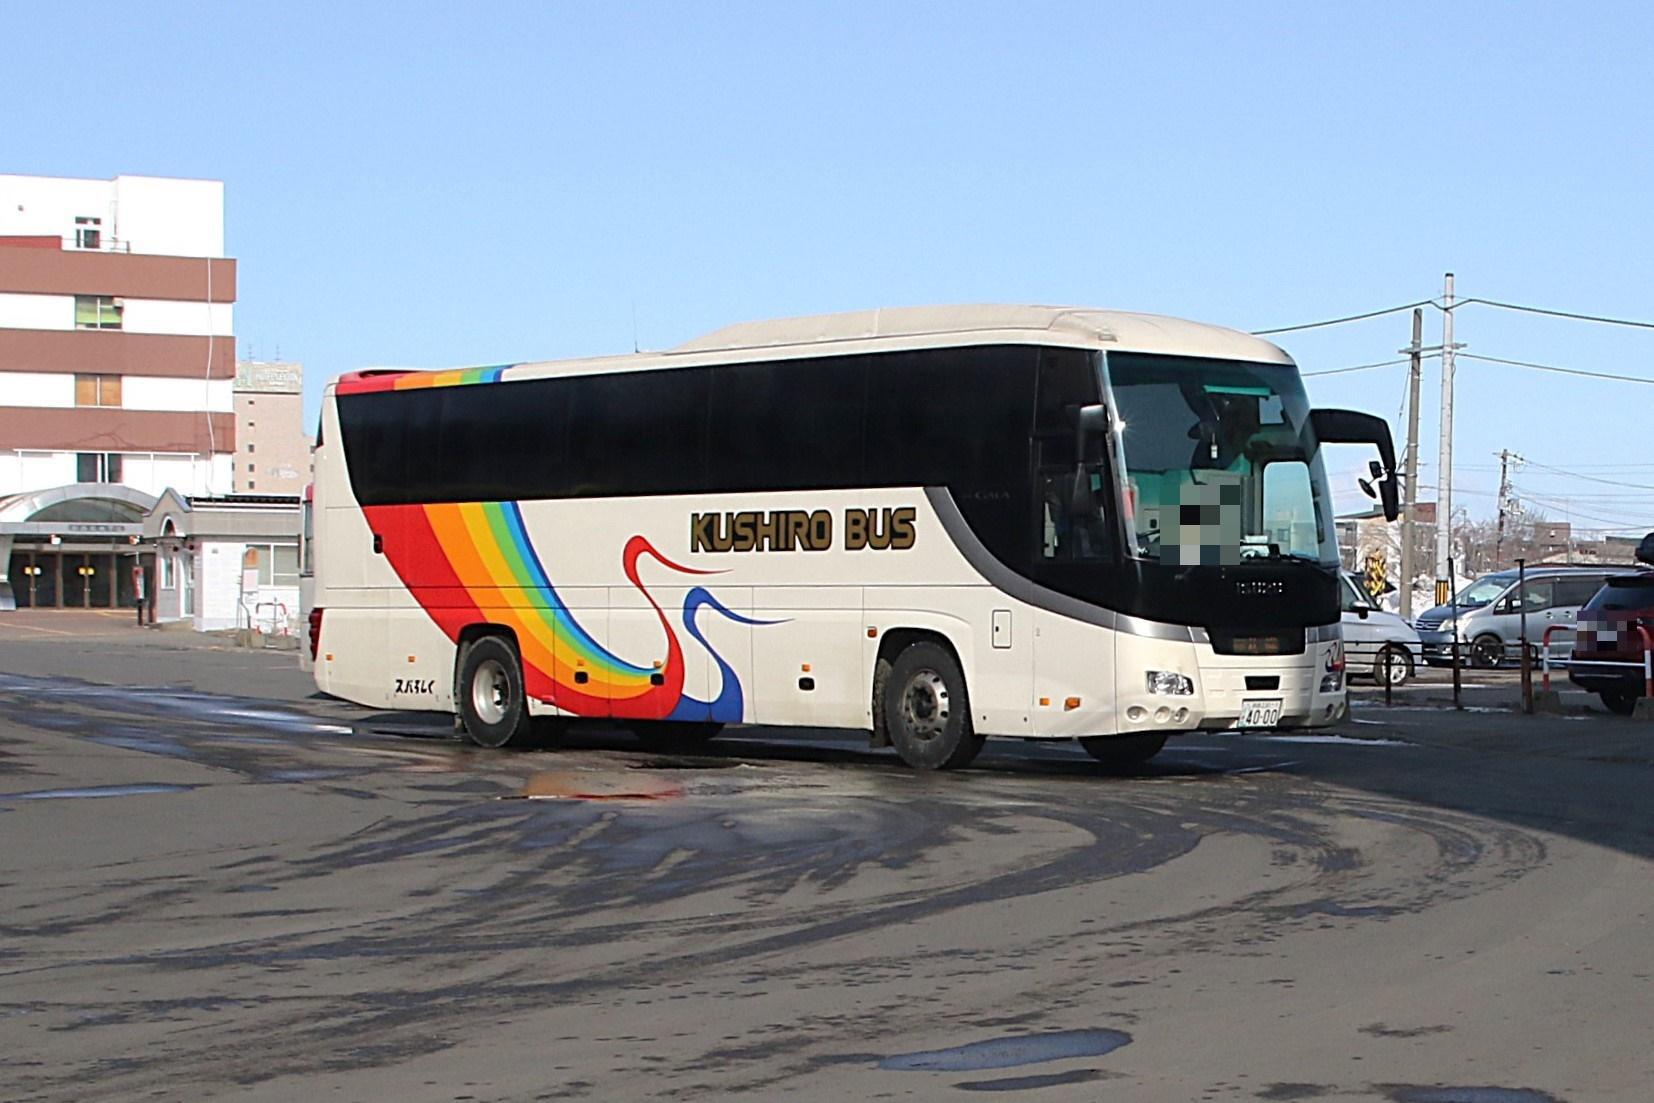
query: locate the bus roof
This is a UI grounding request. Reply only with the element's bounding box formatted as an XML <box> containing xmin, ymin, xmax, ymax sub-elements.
<box><xmin>332</xmin><ymin>304</ymin><xmax>1291</xmax><ymax>394</ymax></box>
<box><xmin>675</xmin><ymin>304</ymin><xmax>1288</xmax><ymax>362</ymax></box>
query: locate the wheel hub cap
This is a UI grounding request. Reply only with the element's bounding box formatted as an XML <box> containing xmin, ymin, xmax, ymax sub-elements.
<box><xmin>472</xmin><ymin>658</ymin><xmax>509</xmax><ymax>725</ymax></box>
<box><xmin>900</xmin><ymin>669</ymin><xmax>950</xmax><ymax>740</ymax></box>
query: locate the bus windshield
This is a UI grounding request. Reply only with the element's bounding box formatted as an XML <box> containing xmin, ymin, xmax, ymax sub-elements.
<box><xmin>1106</xmin><ymin>353</ymin><xmax>1339</xmax><ymax>568</ymax></box>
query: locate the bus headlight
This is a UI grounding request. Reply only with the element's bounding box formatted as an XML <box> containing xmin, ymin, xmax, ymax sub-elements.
<box><xmin>1146</xmin><ymin>671</ymin><xmax>1195</xmax><ymax>696</ymax></box>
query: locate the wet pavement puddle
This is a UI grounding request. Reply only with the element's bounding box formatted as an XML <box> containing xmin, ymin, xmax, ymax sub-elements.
<box><xmin>878</xmin><ymin>1028</ymin><xmax>1132</xmax><ymax>1072</ymax></box>
<box><xmin>955</xmin><ymin>1068</ymin><xmax>1110</xmax><ymax>1091</ymax></box>
<box><xmin>1385</xmin><ymin>1088</ymin><xmax>1566</xmax><ymax>1103</ymax></box>
<box><xmin>516</xmin><ymin>771</ymin><xmax>684</xmax><ymax>802</ymax></box>
<box><xmin>1244</xmin><ymin>733</ymin><xmax>1412</xmax><ymax>746</ymax></box>
<box><xmin>5</xmin><ymin>783</ymin><xmax>194</xmax><ymax>801</ymax></box>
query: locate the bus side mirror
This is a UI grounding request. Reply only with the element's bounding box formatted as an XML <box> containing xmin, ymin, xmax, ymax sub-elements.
<box><xmin>1312</xmin><ymin>408</ymin><xmax>1400</xmax><ymax>522</ymax></box>
<box><xmin>1067</xmin><ymin>404</ymin><xmax>1110</xmax><ymax>517</ymax></box>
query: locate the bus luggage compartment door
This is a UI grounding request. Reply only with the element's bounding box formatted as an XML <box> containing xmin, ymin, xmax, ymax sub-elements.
<box><xmin>609</xmin><ymin>585</ymin><xmax>723</xmax><ymax>723</ymax></box>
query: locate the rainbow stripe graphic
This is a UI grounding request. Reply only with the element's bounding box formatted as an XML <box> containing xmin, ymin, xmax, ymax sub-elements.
<box><xmin>366</xmin><ymin>499</ymin><xmax>770</xmax><ymax>722</ymax></box>
<box><xmin>345</xmin><ymin>364</ymin><xmax>769</xmax><ymax>721</ymax></box>
<box><xmin>336</xmin><ymin>365</ymin><xmax>507</xmax><ymax>395</ymax></box>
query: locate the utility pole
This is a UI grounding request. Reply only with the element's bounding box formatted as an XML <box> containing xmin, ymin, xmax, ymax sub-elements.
<box><xmin>1495</xmin><ymin>448</ymin><xmax>1513</xmax><ymax>565</ymax></box>
<box><xmin>1434</xmin><ymin>272</ymin><xmax>1456</xmax><ymax>607</ymax></box>
<box><xmin>1399</xmin><ymin>308</ymin><xmax>1424</xmax><ymax>622</ymax></box>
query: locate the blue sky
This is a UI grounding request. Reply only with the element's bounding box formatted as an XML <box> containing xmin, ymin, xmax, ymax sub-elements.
<box><xmin>6</xmin><ymin>2</ymin><xmax>1652</xmax><ymax>531</ymax></box>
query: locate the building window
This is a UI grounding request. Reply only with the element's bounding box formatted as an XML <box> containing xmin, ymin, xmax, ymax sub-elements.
<box><xmin>246</xmin><ymin>543</ymin><xmax>300</xmax><ymax>587</ymax></box>
<box><xmin>247</xmin><ymin>463</ymin><xmax>255</xmax><ymax>473</ymax></box>
<box><xmin>74</xmin><ymin>373</ymin><xmax>122</xmax><ymax>407</ymax></box>
<box><xmin>160</xmin><ymin>554</ymin><xmax>175</xmax><ymax>590</ymax></box>
<box><xmin>247</xmin><ymin>443</ymin><xmax>255</xmax><ymax>453</ymax></box>
<box><xmin>74</xmin><ymin>216</ymin><xmax>102</xmax><ymax>250</ymax></box>
<box><xmin>74</xmin><ymin>295</ymin><xmax>123</xmax><ymax>330</ymax></box>
<box><xmin>76</xmin><ymin>452</ymin><xmax>123</xmax><ymax>483</ymax></box>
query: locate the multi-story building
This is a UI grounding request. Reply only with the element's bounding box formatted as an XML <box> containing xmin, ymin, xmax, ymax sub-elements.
<box><xmin>0</xmin><ymin>173</ymin><xmax>237</xmax><ymax>610</ymax></box>
<box><xmin>233</xmin><ymin>360</ymin><xmax>309</xmax><ymax>495</ymax></box>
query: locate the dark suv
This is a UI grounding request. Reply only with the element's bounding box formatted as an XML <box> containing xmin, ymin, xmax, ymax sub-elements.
<box><xmin>1568</xmin><ymin>533</ymin><xmax>1654</xmax><ymax>715</ymax></box>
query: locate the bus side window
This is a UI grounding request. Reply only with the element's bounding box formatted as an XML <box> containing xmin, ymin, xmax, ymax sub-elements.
<box><xmin>1033</xmin><ymin>349</ymin><xmax>1111</xmax><ymax>562</ymax></box>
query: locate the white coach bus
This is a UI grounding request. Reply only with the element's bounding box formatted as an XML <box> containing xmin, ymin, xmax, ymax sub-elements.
<box><xmin>310</xmin><ymin>305</ymin><xmax>1397</xmax><ymax>769</ymax></box>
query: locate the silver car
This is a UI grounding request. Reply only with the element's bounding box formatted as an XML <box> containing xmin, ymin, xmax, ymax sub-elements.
<box><xmin>1414</xmin><ymin>566</ymin><xmax>1636</xmax><ymax>668</ymax></box>
<box><xmin>1341</xmin><ymin>573</ymin><xmax>1420</xmax><ymax>685</ymax></box>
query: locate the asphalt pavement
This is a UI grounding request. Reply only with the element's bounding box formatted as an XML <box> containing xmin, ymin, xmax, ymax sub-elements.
<box><xmin>2</xmin><ymin>614</ymin><xmax>1651</xmax><ymax>1101</ymax></box>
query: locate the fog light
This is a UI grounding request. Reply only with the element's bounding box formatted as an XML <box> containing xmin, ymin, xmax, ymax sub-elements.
<box><xmin>1146</xmin><ymin>670</ymin><xmax>1194</xmax><ymax>696</ymax></box>
<box><xmin>1126</xmin><ymin>705</ymin><xmax>1148</xmax><ymax>723</ymax></box>
<box><xmin>1153</xmin><ymin>707</ymin><xmax>1171</xmax><ymax>723</ymax></box>
<box><xmin>1173</xmin><ymin>708</ymin><xmax>1189</xmax><ymax>723</ymax></box>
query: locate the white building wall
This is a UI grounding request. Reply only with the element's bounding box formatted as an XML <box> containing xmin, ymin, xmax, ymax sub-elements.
<box><xmin>0</xmin><ymin>175</ymin><xmax>223</xmax><ymax>257</ymax></box>
<box><xmin>0</xmin><ymin>292</ymin><xmax>74</xmax><ymax>330</ymax></box>
<box><xmin>121</xmin><ymin>376</ymin><xmax>232</xmax><ymax>413</ymax></box>
<box><xmin>118</xmin><ymin>299</ymin><xmax>233</xmax><ymax>337</ymax></box>
<box><xmin>0</xmin><ymin>449</ymin><xmax>228</xmax><ymax>499</ymax></box>
<box><xmin>0</xmin><ymin>293</ymin><xmax>229</xmax><ymax>335</ymax></box>
<box><xmin>0</xmin><ymin>176</ymin><xmax>116</xmax><ymax>245</ymax></box>
<box><xmin>4</xmin><ymin>451</ymin><xmax>77</xmax><ymax>495</ymax></box>
<box><xmin>192</xmin><ymin>539</ymin><xmax>301</xmax><ymax>632</ymax></box>
<box><xmin>117</xmin><ymin>454</ymin><xmax>211</xmax><ymax>498</ymax></box>
<box><xmin>0</xmin><ymin>374</ymin><xmax>230</xmax><ymax>414</ymax></box>
<box><xmin>207</xmin><ymin>453</ymin><xmax>233</xmax><ymax>495</ymax></box>
<box><xmin>113</xmin><ymin>176</ymin><xmax>224</xmax><ymax>258</ymax></box>
<box><xmin>0</xmin><ymin>372</ymin><xmax>75</xmax><ymax>407</ymax></box>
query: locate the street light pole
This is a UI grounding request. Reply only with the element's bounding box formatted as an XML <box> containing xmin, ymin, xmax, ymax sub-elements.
<box><xmin>1400</xmin><ymin>307</ymin><xmax>1424</xmax><ymax>622</ymax></box>
<box><xmin>1434</xmin><ymin>272</ymin><xmax>1456</xmax><ymax>606</ymax></box>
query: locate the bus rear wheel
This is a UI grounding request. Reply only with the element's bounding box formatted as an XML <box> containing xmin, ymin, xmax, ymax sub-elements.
<box><xmin>883</xmin><ymin>640</ymin><xmax>983</xmax><ymax>770</ymax></box>
<box><xmin>458</xmin><ymin>636</ymin><xmax>535</xmax><ymax>749</ymax></box>
<box><xmin>1080</xmin><ymin>733</ymin><xmax>1167</xmax><ymax>771</ymax></box>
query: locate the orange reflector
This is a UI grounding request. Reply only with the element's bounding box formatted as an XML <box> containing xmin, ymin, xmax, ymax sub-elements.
<box><xmin>324</xmin><ymin>653</ymin><xmax>333</xmax><ymax>662</ymax></box>
<box><xmin>407</xmin><ymin>655</ymin><xmax>416</xmax><ymax>663</ymax></box>
<box><xmin>1038</xmin><ymin>696</ymin><xmax>1050</xmax><ymax>707</ymax></box>
<box><xmin>1064</xmin><ymin>696</ymin><xmax>1082</xmax><ymax>711</ymax></box>
<box><xmin>867</xmin><ymin>627</ymin><xmax>878</xmax><ymax>638</ymax></box>
<box><xmin>653</xmin><ymin>659</ymin><xmax>663</xmax><ymax>669</ymax></box>
<box><xmin>801</xmin><ymin>663</ymin><xmax>811</xmax><ymax>672</ymax></box>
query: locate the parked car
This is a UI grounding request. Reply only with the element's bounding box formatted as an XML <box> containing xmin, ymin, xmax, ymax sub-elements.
<box><xmin>1414</xmin><ymin>565</ymin><xmax>1639</xmax><ymax>668</ymax></box>
<box><xmin>1568</xmin><ymin>535</ymin><xmax>1654</xmax><ymax>715</ymax></box>
<box><xmin>1341</xmin><ymin>573</ymin><xmax>1420</xmax><ymax>685</ymax></box>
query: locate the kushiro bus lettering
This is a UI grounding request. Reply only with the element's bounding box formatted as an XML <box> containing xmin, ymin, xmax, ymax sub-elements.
<box><xmin>690</xmin><ymin>508</ymin><xmax>917</xmax><ymax>553</ymax></box>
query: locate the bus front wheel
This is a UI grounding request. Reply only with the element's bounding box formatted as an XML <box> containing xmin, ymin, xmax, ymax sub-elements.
<box><xmin>883</xmin><ymin>640</ymin><xmax>984</xmax><ymax>770</ymax></box>
<box><xmin>1080</xmin><ymin>733</ymin><xmax>1167</xmax><ymax>771</ymax></box>
<box><xmin>458</xmin><ymin>636</ymin><xmax>535</xmax><ymax>749</ymax></box>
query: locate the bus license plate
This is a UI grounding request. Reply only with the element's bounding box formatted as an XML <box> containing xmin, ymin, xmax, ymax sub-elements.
<box><xmin>1239</xmin><ymin>699</ymin><xmax>1283</xmax><ymax>728</ymax></box>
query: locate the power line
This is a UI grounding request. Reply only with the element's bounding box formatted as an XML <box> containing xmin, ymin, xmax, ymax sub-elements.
<box><xmin>1518</xmin><ymin>458</ymin><xmax>1654</xmax><ymax>490</ymax></box>
<box><xmin>1460</xmin><ymin>297</ymin><xmax>1654</xmax><ymax>332</ymax></box>
<box><xmin>1458</xmin><ymin>352</ymin><xmax>1654</xmax><ymax>386</ymax></box>
<box><xmin>1510</xmin><ymin>492</ymin><xmax>1650</xmax><ymax>528</ymax></box>
<box><xmin>1302</xmin><ymin>356</ymin><xmax>1418</xmax><ymax>378</ymax></box>
<box><xmin>1251</xmin><ymin>300</ymin><xmax>1435</xmax><ymax>336</ymax></box>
